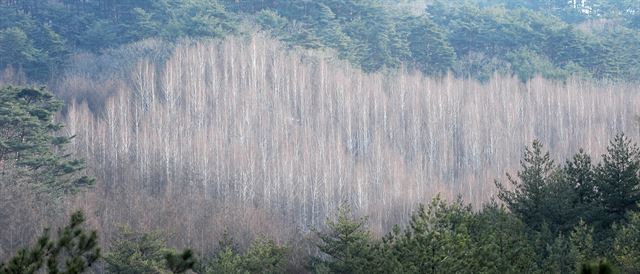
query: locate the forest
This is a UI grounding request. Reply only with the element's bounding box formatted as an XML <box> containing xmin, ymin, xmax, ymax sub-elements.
<box><xmin>1</xmin><ymin>0</ymin><xmax>639</xmax><ymax>82</ymax></box>
<box><xmin>1</xmin><ymin>0</ymin><xmax>640</xmax><ymax>273</ymax></box>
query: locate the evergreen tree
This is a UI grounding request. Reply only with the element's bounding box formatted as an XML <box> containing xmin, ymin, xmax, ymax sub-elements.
<box><xmin>0</xmin><ymin>86</ymin><xmax>94</xmax><ymax>195</ymax></box>
<box><xmin>123</xmin><ymin>7</ymin><xmax>161</xmax><ymax>41</ymax></box>
<box><xmin>172</xmin><ymin>0</ymin><xmax>237</xmax><ymax>39</ymax></box>
<box><xmin>505</xmin><ymin>48</ymin><xmax>567</xmax><ymax>82</ymax></box>
<box><xmin>570</xmin><ymin>220</ymin><xmax>596</xmax><ymax>267</ymax></box>
<box><xmin>203</xmin><ymin>233</ymin><xmax>287</xmax><ymax>274</ymax></box>
<box><xmin>256</xmin><ymin>9</ymin><xmax>288</xmax><ymax>36</ymax></box>
<box><xmin>207</xmin><ymin>244</ymin><xmax>243</xmax><ymax>274</ymax></box>
<box><xmin>310</xmin><ymin>3</ymin><xmax>353</xmax><ymax>60</ymax></box>
<box><xmin>165</xmin><ymin>249</ymin><xmax>197</xmax><ymax>274</ymax></box>
<box><xmin>612</xmin><ymin>211</ymin><xmax>640</xmax><ymax>273</ymax></box>
<box><xmin>578</xmin><ymin>260</ymin><xmax>617</xmax><ymax>274</ymax></box>
<box><xmin>541</xmin><ymin>234</ymin><xmax>574</xmax><ymax>274</ymax></box>
<box><xmin>313</xmin><ymin>204</ymin><xmax>376</xmax><ymax>274</ymax></box>
<box><xmin>402</xmin><ymin>15</ymin><xmax>455</xmax><ymax>75</ymax></box>
<box><xmin>395</xmin><ymin>196</ymin><xmax>474</xmax><ymax>273</ymax></box>
<box><xmin>0</xmin><ymin>211</ymin><xmax>100</xmax><ymax>274</ymax></box>
<box><xmin>104</xmin><ymin>226</ymin><xmax>174</xmax><ymax>274</ymax></box>
<box><xmin>375</xmin><ymin>229</ymin><xmax>405</xmax><ymax>274</ymax></box>
<box><xmin>472</xmin><ymin>201</ymin><xmax>536</xmax><ymax>273</ymax></box>
<box><xmin>241</xmin><ymin>237</ymin><xmax>288</xmax><ymax>274</ymax></box>
<box><xmin>565</xmin><ymin>150</ymin><xmax>598</xmax><ymax>206</ymax></box>
<box><xmin>0</xmin><ymin>27</ymin><xmax>39</xmax><ymax>73</ymax></box>
<box><xmin>594</xmin><ymin>133</ymin><xmax>640</xmax><ymax>227</ymax></box>
<box><xmin>496</xmin><ymin>140</ymin><xmax>558</xmax><ymax>231</ymax></box>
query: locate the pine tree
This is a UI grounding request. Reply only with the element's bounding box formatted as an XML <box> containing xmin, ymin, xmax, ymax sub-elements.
<box><xmin>165</xmin><ymin>249</ymin><xmax>196</xmax><ymax>274</ymax></box>
<box><xmin>205</xmin><ymin>232</ymin><xmax>286</xmax><ymax>274</ymax></box>
<box><xmin>612</xmin><ymin>211</ymin><xmax>640</xmax><ymax>273</ymax></box>
<box><xmin>542</xmin><ymin>234</ymin><xmax>574</xmax><ymax>274</ymax></box>
<box><xmin>313</xmin><ymin>204</ymin><xmax>376</xmax><ymax>274</ymax></box>
<box><xmin>565</xmin><ymin>150</ymin><xmax>597</xmax><ymax>206</ymax></box>
<box><xmin>104</xmin><ymin>226</ymin><xmax>173</xmax><ymax>274</ymax></box>
<box><xmin>256</xmin><ymin>9</ymin><xmax>288</xmax><ymax>36</ymax></box>
<box><xmin>124</xmin><ymin>7</ymin><xmax>161</xmax><ymax>41</ymax></box>
<box><xmin>395</xmin><ymin>196</ymin><xmax>474</xmax><ymax>273</ymax></box>
<box><xmin>241</xmin><ymin>237</ymin><xmax>288</xmax><ymax>274</ymax></box>
<box><xmin>578</xmin><ymin>260</ymin><xmax>617</xmax><ymax>274</ymax></box>
<box><xmin>0</xmin><ymin>211</ymin><xmax>100</xmax><ymax>274</ymax></box>
<box><xmin>403</xmin><ymin>15</ymin><xmax>455</xmax><ymax>75</ymax></box>
<box><xmin>208</xmin><ymin>246</ymin><xmax>243</xmax><ymax>274</ymax></box>
<box><xmin>570</xmin><ymin>220</ymin><xmax>596</xmax><ymax>267</ymax></box>
<box><xmin>0</xmin><ymin>86</ymin><xmax>94</xmax><ymax>195</ymax></box>
<box><xmin>595</xmin><ymin>133</ymin><xmax>640</xmax><ymax>227</ymax></box>
<box><xmin>0</xmin><ymin>28</ymin><xmax>39</xmax><ymax>73</ymax></box>
<box><xmin>375</xmin><ymin>229</ymin><xmax>405</xmax><ymax>274</ymax></box>
<box><xmin>496</xmin><ymin>140</ymin><xmax>558</xmax><ymax>231</ymax></box>
<box><xmin>310</xmin><ymin>3</ymin><xmax>353</xmax><ymax>60</ymax></box>
<box><xmin>472</xmin><ymin>201</ymin><xmax>536</xmax><ymax>273</ymax></box>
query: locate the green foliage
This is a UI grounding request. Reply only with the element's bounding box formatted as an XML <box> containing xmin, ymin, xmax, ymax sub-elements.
<box><xmin>505</xmin><ymin>48</ymin><xmax>567</xmax><ymax>82</ymax></box>
<box><xmin>493</xmin><ymin>139</ymin><xmax>640</xmax><ymax>237</ymax></box>
<box><xmin>578</xmin><ymin>260</ymin><xmax>618</xmax><ymax>274</ymax></box>
<box><xmin>241</xmin><ymin>237</ymin><xmax>288</xmax><ymax>274</ymax></box>
<box><xmin>0</xmin><ymin>86</ymin><xmax>93</xmax><ymax>195</ymax></box>
<box><xmin>170</xmin><ymin>0</ymin><xmax>237</xmax><ymax>39</ymax></box>
<box><xmin>104</xmin><ymin>226</ymin><xmax>187</xmax><ymax>274</ymax></box>
<box><xmin>612</xmin><ymin>211</ymin><xmax>640</xmax><ymax>273</ymax></box>
<box><xmin>0</xmin><ymin>8</ymin><xmax>70</xmax><ymax>81</ymax></box>
<box><xmin>309</xmin><ymin>153</ymin><xmax>637</xmax><ymax>274</ymax></box>
<box><xmin>0</xmin><ymin>27</ymin><xmax>39</xmax><ymax>72</ymax></box>
<box><xmin>312</xmin><ymin>204</ymin><xmax>376</xmax><ymax>274</ymax></box>
<box><xmin>496</xmin><ymin>140</ymin><xmax>560</xmax><ymax>231</ymax></box>
<box><xmin>396</xmin><ymin>196</ymin><xmax>475</xmax><ymax>273</ymax></box>
<box><xmin>471</xmin><ymin>201</ymin><xmax>536</xmax><ymax>273</ymax></box>
<box><xmin>313</xmin><ymin>198</ymin><xmax>537</xmax><ymax>274</ymax></box>
<box><xmin>601</xmin><ymin>28</ymin><xmax>640</xmax><ymax>81</ymax></box>
<box><xmin>570</xmin><ymin>220</ymin><xmax>596</xmax><ymax>267</ymax></box>
<box><xmin>3</xmin><ymin>131</ymin><xmax>640</xmax><ymax>273</ymax></box>
<box><xmin>0</xmin><ymin>0</ymin><xmax>237</xmax><ymax>81</ymax></box>
<box><xmin>401</xmin><ymin>15</ymin><xmax>455</xmax><ymax>75</ymax></box>
<box><xmin>165</xmin><ymin>249</ymin><xmax>196</xmax><ymax>274</ymax></box>
<box><xmin>493</xmin><ymin>135</ymin><xmax>640</xmax><ymax>271</ymax></box>
<box><xmin>207</xmin><ymin>246</ymin><xmax>243</xmax><ymax>274</ymax></box>
<box><xmin>1</xmin><ymin>0</ymin><xmax>639</xmax><ymax>82</ymax></box>
<box><xmin>541</xmin><ymin>234</ymin><xmax>574</xmax><ymax>273</ymax></box>
<box><xmin>594</xmin><ymin>134</ymin><xmax>640</xmax><ymax>227</ymax></box>
<box><xmin>565</xmin><ymin>150</ymin><xmax>598</xmax><ymax>206</ymax></box>
<box><xmin>203</xmin><ymin>234</ymin><xmax>288</xmax><ymax>274</ymax></box>
<box><xmin>0</xmin><ymin>211</ymin><xmax>100</xmax><ymax>274</ymax></box>
<box><xmin>256</xmin><ymin>10</ymin><xmax>288</xmax><ymax>36</ymax></box>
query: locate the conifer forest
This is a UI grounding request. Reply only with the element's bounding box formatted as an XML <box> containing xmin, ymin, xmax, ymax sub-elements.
<box><xmin>1</xmin><ymin>0</ymin><xmax>640</xmax><ymax>273</ymax></box>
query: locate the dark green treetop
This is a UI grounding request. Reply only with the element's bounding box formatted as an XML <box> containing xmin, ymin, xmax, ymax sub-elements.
<box><xmin>0</xmin><ymin>86</ymin><xmax>93</xmax><ymax>195</ymax></box>
<box><xmin>0</xmin><ymin>211</ymin><xmax>100</xmax><ymax>274</ymax></box>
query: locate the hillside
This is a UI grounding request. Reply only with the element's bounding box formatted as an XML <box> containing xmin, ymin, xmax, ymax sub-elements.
<box><xmin>1</xmin><ymin>0</ymin><xmax>639</xmax><ymax>83</ymax></box>
<box><xmin>45</xmin><ymin>36</ymin><xmax>638</xmax><ymax>252</ymax></box>
<box><xmin>2</xmin><ymin>1</ymin><xmax>640</xmax><ymax>273</ymax></box>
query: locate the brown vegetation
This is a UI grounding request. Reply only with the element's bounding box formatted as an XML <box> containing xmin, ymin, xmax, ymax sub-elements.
<box><xmin>3</xmin><ymin>35</ymin><xmax>638</xmax><ymax>258</ymax></box>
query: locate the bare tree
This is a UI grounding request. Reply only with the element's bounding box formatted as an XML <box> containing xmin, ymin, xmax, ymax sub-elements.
<box><xmin>3</xmin><ymin>35</ymin><xmax>632</xmax><ymax>257</ymax></box>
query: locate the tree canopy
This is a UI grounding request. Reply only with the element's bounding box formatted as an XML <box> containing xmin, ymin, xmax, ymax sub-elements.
<box><xmin>0</xmin><ymin>211</ymin><xmax>100</xmax><ymax>274</ymax></box>
<box><xmin>1</xmin><ymin>0</ymin><xmax>639</xmax><ymax>82</ymax></box>
<box><xmin>0</xmin><ymin>86</ymin><xmax>93</xmax><ymax>195</ymax></box>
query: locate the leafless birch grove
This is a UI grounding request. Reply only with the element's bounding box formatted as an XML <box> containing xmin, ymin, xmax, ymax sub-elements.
<box><xmin>51</xmin><ymin>36</ymin><xmax>639</xmax><ymax>253</ymax></box>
